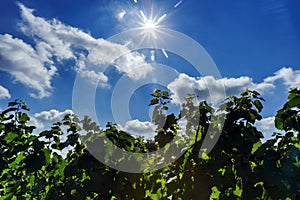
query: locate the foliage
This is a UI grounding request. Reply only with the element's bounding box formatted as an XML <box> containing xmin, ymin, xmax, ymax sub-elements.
<box><xmin>0</xmin><ymin>89</ymin><xmax>300</xmax><ymax>199</ymax></box>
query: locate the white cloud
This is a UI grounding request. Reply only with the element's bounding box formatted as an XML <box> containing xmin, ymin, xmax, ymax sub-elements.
<box><xmin>28</xmin><ymin>109</ymin><xmax>74</xmax><ymax>134</ymax></box>
<box><xmin>117</xmin><ymin>9</ymin><xmax>127</xmax><ymax>21</ymax></box>
<box><xmin>255</xmin><ymin>117</ymin><xmax>275</xmax><ymax>131</ymax></box>
<box><xmin>17</xmin><ymin>3</ymin><xmax>151</xmax><ymax>86</ymax></box>
<box><xmin>29</xmin><ymin>109</ymin><xmax>75</xmax><ymax>158</ymax></box>
<box><xmin>18</xmin><ymin>3</ymin><xmax>88</xmax><ymax>60</ymax></box>
<box><xmin>167</xmin><ymin>73</ymin><xmax>274</xmax><ymax>105</ymax></box>
<box><xmin>119</xmin><ymin>119</ymin><xmax>157</xmax><ymax>139</ymax></box>
<box><xmin>115</xmin><ymin>52</ymin><xmax>153</xmax><ymax>80</ymax></box>
<box><xmin>0</xmin><ymin>3</ymin><xmax>151</xmax><ymax>98</ymax></box>
<box><xmin>255</xmin><ymin>117</ymin><xmax>277</xmax><ymax>140</ymax></box>
<box><xmin>264</xmin><ymin>67</ymin><xmax>300</xmax><ymax>89</ymax></box>
<box><xmin>167</xmin><ymin>67</ymin><xmax>300</xmax><ymax>105</ymax></box>
<box><xmin>0</xmin><ymin>85</ymin><xmax>11</xmax><ymax>99</ymax></box>
<box><xmin>28</xmin><ymin>116</ymin><xmax>45</xmax><ymax>130</ymax></box>
<box><xmin>34</xmin><ymin>109</ymin><xmax>73</xmax><ymax>123</ymax></box>
<box><xmin>75</xmin><ymin>55</ymin><xmax>109</xmax><ymax>87</ymax></box>
<box><xmin>0</xmin><ymin>34</ymin><xmax>56</xmax><ymax>98</ymax></box>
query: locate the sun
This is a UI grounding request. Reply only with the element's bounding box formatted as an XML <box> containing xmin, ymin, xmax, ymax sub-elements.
<box><xmin>139</xmin><ymin>10</ymin><xmax>166</xmax><ymax>30</ymax></box>
<box><xmin>143</xmin><ymin>20</ymin><xmax>157</xmax><ymax>29</ymax></box>
<box><xmin>133</xmin><ymin>9</ymin><xmax>169</xmax><ymax>52</ymax></box>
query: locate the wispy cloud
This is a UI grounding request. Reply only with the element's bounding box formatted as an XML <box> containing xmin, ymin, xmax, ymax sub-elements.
<box><xmin>0</xmin><ymin>85</ymin><xmax>11</xmax><ymax>99</ymax></box>
<box><xmin>264</xmin><ymin>67</ymin><xmax>300</xmax><ymax>89</ymax></box>
<box><xmin>0</xmin><ymin>3</ymin><xmax>151</xmax><ymax>98</ymax></box>
<box><xmin>117</xmin><ymin>9</ymin><xmax>127</xmax><ymax>21</ymax></box>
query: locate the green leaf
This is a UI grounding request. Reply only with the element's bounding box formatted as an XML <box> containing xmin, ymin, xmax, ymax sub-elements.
<box><xmin>27</xmin><ymin>175</ymin><xmax>35</xmax><ymax>188</ymax></box>
<box><xmin>149</xmin><ymin>98</ymin><xmax>159</xmax><ymax>105</ymax></box>
<box><xmin>210</xmin><ymin>186</ymin><xmax>221</xmax><ymax>199</ymax></box>
<box><xmin>21</xmin><ymin>104</ymin><xmax>29</xmax><ymax>111</ymax></box>
<box><xmin>251</xmin><ymin>90</ymin><xmax>260</xmax><ymax>96</ymax></box>
<box><xmin>275</xmin><ymin>110</ymin><xmax>284</xmax><ymax>130</ymax></box>
<box><xmin>2</xmin><ymin>107</ymin><xmax>18</xmax><ymax>115</ymax></box>
<box><xmin>241</xmin><ymin>90</ymin><xmax>249</xmax><ymax>96</ymax></box>
<box><xmin>151</xmin><ymin>90</ymin><xmax>161</xmax><ymax>97</ymax></box>
<box><xmin>288</xmin><ymin>96</ymin><xmax>300</xmax><ymax>107</ymax></box>
<box><xmin>253</xmin><ymin>100</ymin><xmax>263</xmax><ymax>112</ymax></box>
<box><xmin>9</xmin><ymin>152</ymin><xmax>26</xmax><ymax>168</ymax></box>
<box><xmin>43</xmin><ymin>148</ymin><xmax>51</xmax><ymax>165</ymax></box>
<box><xmin>4</xmin><ymin>132</ymin><xmax>19</xmax><ymax>143</ymax></box>
<box><xmin>251</xmin><ymin>141</ymin><xmax>262</xmax><ymax>154</ymax></box>
<box><xmin>8</xmin><ymin>101</ymin><xmax>18</xmax><ymax>107</ymax></box>
<box><xmin>162</xmin><ymin>91</ymin><xmax>169</xmax><ymax>97</ymax></box>
<box><xmin>63</xmin><ymin>114</ymin><xmax>71</xmax><ymax>121</ymax></box>
<box><xmin>233</xmin><ymin>184</ymin><xmax>242</xmax><ymax>197</ymax></box>
<box><xmin>200</xmin><ymin>152</ymin><xmax>210</xmax><ymax>160</ymax></box>
<box><xmin>18</xmin><ymin>113</ymin><xmax>30</xmax><ymax>123</ymax></box>
<box><xmin>71</xmin><ymin>189</ymin><xmax>77</xmax><ymax>196</ymax></box>
<box><xmin>3</xmin><ymin>193</ymin><xmax>14</xmax><ymax>200</ymax></box>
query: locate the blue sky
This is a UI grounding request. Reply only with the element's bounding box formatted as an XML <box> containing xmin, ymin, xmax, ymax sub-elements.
<box><xmin>0</xmin><ymin>0</ymin><xmax>300</xmax><ymax>139</ymax></box>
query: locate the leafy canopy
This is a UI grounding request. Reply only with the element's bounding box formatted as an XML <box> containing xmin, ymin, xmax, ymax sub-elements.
<box><xmin>0</xmin><ymin>89</ymin><xmax>300</xmax><ymax>199</ymax></box>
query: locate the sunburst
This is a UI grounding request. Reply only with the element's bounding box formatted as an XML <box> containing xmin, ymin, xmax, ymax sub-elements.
<box><xmin>134</xmin><ymin>10</ymin><xmax>167</xmax><ymax>49</ymax></box>
<box><xmin>139</xmin><ymin>10</ymin><xmax>166</xmax><ymax>30</ymax></box>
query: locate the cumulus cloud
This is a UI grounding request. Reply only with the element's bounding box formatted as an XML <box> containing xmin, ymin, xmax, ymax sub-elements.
<box><xmin>264</xmin><ymin>67</ymin><xmax>300</xmax><ymax>89</ymax></box>
<box><xmin>0</xmin><ymin>34</ymin><xmax>56</xmax><ymax>98</ymax></box>
<box><xmin>115</xmin><ymin>52</ymin><xmax>153</xmax><ymax>80</ymax></box>
<box><xmin>167</xmin><ymin>67</ymin><xmax>300</xmax><ymax>105</ymax></box>
<box><xmin>0</xmin><ymin>85</ymin><xmax>11</xmax><ymax>99</ymax></box>
<box><xmin>33</xmin><ymin>109</ymin><xmax>73</xmax><ymax>123</ymax></box>
<box><xmin>0</xmin><ymin>3</ymin><xmax>151</xmax><ymax>98</ymax></box>
<box><xmin>28</xmin><ymin>116</ymin><xmax>45</xmax><ymax>129</ymax></box>
<box><xmin>27</xmin><ymin>109</ymin><xmax>74</xmax><ymax>134</ymax></box>
<box><xmin>167</xmin><ymin>73</ymin><xmax>274</xmax><ymax>105</ymax></box>
<box><xmin>17</xmin><ymin>3</ymin><xmax>152</xmax><ymax>83</ymax></box>
<box><xmin>119</xmin><ymin>119</ymin><xmax>157</xmax><ymax>139</ymax></box>
<box><xmin>255</xmin><ymin>117</ymin><xmax>275</xmax><ymax>131</ymax></box>
<box><xmin>75</xmin><ymin>55</ymin><xmax>109</xmax><ymax>87</ymax></box>
<box><xmin>255</xmin><ymin>117</ymin><xmax>277</xmax><ymax>140</ymax></box>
